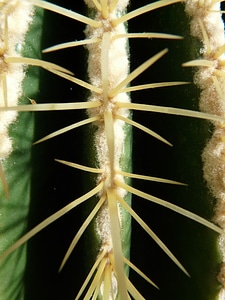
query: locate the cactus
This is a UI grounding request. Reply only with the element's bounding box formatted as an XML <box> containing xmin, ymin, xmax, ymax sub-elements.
<box><xmin>0</xmin><ymin>0</ymin><xmax>225</xmax><ymax>299</ymax></box>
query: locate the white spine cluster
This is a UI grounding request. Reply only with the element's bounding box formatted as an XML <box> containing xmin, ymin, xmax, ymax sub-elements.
<box><xmin>0</xmin><ymin>1</ymin><xmax>33</xmax><ymax>160</ymax></box>
<box><xmin>185</xmin><ymin>1</ymin><xmax>225</xmax><ymax>296</ymax></box>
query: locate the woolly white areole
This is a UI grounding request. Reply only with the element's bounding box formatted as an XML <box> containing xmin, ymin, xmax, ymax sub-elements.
<box><xmin>185</xmin><ymin>1</ymin><xmax>225</xmax><ymax>298</ymax></box>
<box><xmin>0</xmin><ymin>1</ymin><xmax>33</xmax><ymax>160</ymax></box>
<box><xmin>84</xmin><ymin>2</ymin><xmax>131</xmax><ymax>298</ymax></box>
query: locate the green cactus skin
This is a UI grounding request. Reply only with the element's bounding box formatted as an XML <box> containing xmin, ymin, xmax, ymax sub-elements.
<box><xmin>0</xmin><ymin>5</ymin><xmax>43</xmax><ymax>300</ymax></box>
<box><xmin>0</xmin><ymin>1</ymin><xmax>225</xmax><ymax>299</ymax></box>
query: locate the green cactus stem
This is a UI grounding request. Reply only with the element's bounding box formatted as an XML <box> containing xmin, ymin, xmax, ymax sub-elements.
<box><xmin>0</xmin><ymin>1</ymin><xmax>225</xmax><ymax>299</ymax></box>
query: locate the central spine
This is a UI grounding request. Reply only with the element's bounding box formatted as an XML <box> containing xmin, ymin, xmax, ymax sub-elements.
<box><xmin>84</xmin><ymin>1</ymin><xmax>131</xmax><ymax>298</ymax></box>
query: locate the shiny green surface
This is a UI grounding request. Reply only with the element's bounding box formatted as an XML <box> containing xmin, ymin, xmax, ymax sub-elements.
<box><xmin>0</xmin><ymin>7</ymin><xmax>43</xmax><ymax>300</ymax></box>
